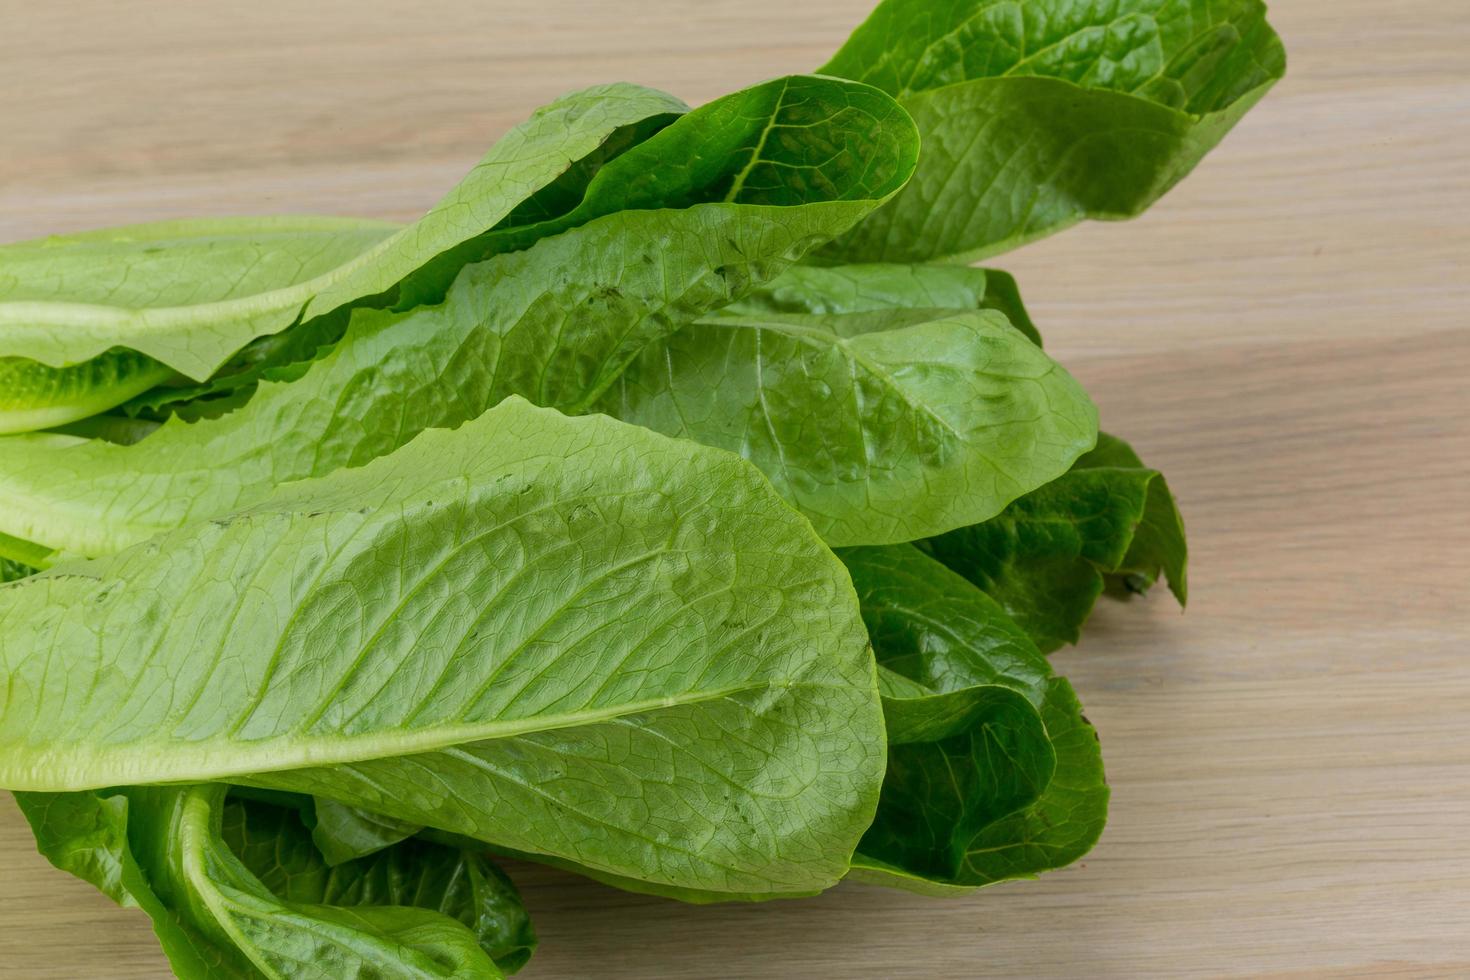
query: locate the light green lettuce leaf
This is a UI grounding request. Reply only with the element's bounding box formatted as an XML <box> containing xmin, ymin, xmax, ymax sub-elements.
<box><xmin>0</xmin><ymin>85</ymin><xmax>686</xmax><ymax>379</ymax></box>
<box><xmin>0</xmin><ymin>398</ymin><xmax>885</xmax><ymax>901</ymax></box>
<box><xmin>15</xmin><ymin>788</ymin><xmax>249</xmax><ymax>977</ymax></box>
<box><xmin>68</xmin><ymin>76</ymin><xmax>917</xmax><ymax>432</ymax></box>
<box><xmin>0</xmin><ymin>75</ymin><xmax>917</xmax><ymax>557</ymax></box>
<box><xmin>596</xmin><ymin>305</ymin><xmax>1094</xmax><ymax>546</ymax></box>
<box><xmin>918</xmin><ymin>430</ymin><xmax>1187</xmax><ymax>651</ymax></box>
<box><xmin>819</xmin><ymin>0</ymin><xmax>1286</xmax><ymax>261</ymax></box>
<box><xmin>0</xmin><ymin>529</ymin><xmax>52</xmax><ymax>573</ymax></box>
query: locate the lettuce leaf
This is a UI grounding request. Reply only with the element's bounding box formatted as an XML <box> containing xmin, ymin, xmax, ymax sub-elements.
<box><xmin>729</xmin><ymin>262</ymin><xmax>1042</xmax><ymax>345</ymax></box>
<box><xmin>308</xmin><ymin>799</ymin><xmax>422</xmax><ymax>867</ymax></box>
<box><xmin>919</xmin><ymin>431</ymin><xmax>1187</xmax><ymax>651</ymax></box>
<box><xmin>0</xmin><ymin>75</ymin><xmax>917</xmax><ymax>557</ymax></box>
<box><xmin>819</xmin><ymin>0</ymin><xmax>1286</xmax><ymax>261</ymax></box>
<box><xmin>840</xmin><ymin>544</ymin><xmax>1108</xmax><ymax>893</ymax></box>
<box><xmin>0</xmin><ymin>399</ymin><xmax>885</xmax><ymax>900</ymax></box>
<box><xmin>598</xmin><ymin>305</ymin><xmax>1094</xmax><ymax>545</ymax></box>
<box><xmin>16</xmin><ymin>786</ymin><xmax>531</xmax><ymax>978</ymax></box>
<box><xmin>0</xmin><ymin>86</ymin><xmax>686</xmax><ymax>378</ymax></box>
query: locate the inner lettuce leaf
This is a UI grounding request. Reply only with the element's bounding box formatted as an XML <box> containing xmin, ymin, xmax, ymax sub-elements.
<box><xmin>0</xmin><ymin>74</ymin><xmax>919</xmax><ymax>557</ymax></box>
<box><xmin>918</xmin><ymin>431</ymin><xmax>1187</xmax><ymax>651</ymax></box>
<box><xmin>112</xmin><ymin>302</ymin><xmax>358</xmax><ymax>425</ymax></box>
<box><xmin>40</xmin><ymin>412</ymin><xmax>163</xmax><ymax>445</ymax></box>
<box><xmin>226</xmin><ymin>796</ymin><xmax>537</xmax><ymax>973</ymax></box>
<box><xmin>818</xmin><ymin>0</ymin><xmax>1286</xmax><ymax>262</ymax></box>
<box><xmin>839</xmin><ymin>544</ymin><xmax>1108</xmax><ymax>893</ymax></box>
<box><xmin>0</xmin><ymin>559</ymin><xmax>32</xmax><ymax>583</ymax></box>
<box><xmin>0</xmin><ymin>346</ymin><xmax>176</xmax><ymax>435</ymax></box>
<box><xmin>0</xmin><ymin>84</ymin><xmax>687</xmax><ymax>379</ymax></box>
<box><xmin>15</xmin><ymin>786</ymin><xmax>531</xmax><ymax>978</ymax></box>
<box><xmin>309</xmin><ymin>799</ymin><xmax>423</xmax><ymax>867</ymax></box>
<box><xmin>0</xmin><ymin>398</ymin><xmax>886</xmax><ymax>901</ymax></box>
<box><xmin>596</xmin><ymin>304</ymin><xmax>1095</xmax><ymax>546</ymax></box>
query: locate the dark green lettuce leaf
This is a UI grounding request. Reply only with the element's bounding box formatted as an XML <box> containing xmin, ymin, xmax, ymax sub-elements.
<box><xmin>0</xmin><ymin>399</ymin><xmax>884</xmax><ymax>902</ymax></box>
<box><xmin>16</xmin><ymin>786</ymin><xmax>528</xmax><ymax>978</ymax></box>
<box><xmin>0</xmin><ymin>558</ymin><xmax>32</xmax><ymax>583</ymax></box>
<box><xmin>919</xmin><ymin>431</ymin><xmax>1187</xmax><ymax>651</ymax></box>
<box><xmin>224</xmin><ymin>798</ymin><xmax>536</xmax><ymax>973</ymax></box>
<box><xmin>819</xmin><ymin>0</ymin><xmax>1286</xmax><ymax>261</ymax></box>
<box><xmin>952</xmin><ymin>678</ymin><xmax>1107</xmax><ymax>886</ymax></box>
<box><xmin>839</xmin><ymin>544</ymin><xmax>1107</xmax><ymax>893</ymax></box>
<box><xmin>597</xmin><ymin>304</ymin><xmax>1094</xmax><ymax>546</ymax></box>
<box><xmin>1075</xmin><ymin>431</ymin><xmax>1190</xmax><ymax>600</ymax></box>
<box><xmin>0</xmin><ymin>74</ymin><xmax>917</xmax><ymax>558</ymax></box>
<box><xmin>860</xmin><ymin>675</ymin><xmax>1056</xmax><ymax>885</ymax></box>
<box><xmin>843</xmin><ymin>544</ymin><xmax>1051</xmax><ymax>704</ymax></box>
<box><xmin>308</xmin><ymin>799</ymin><xmax>421</xmax><ymax>867</ymax></box>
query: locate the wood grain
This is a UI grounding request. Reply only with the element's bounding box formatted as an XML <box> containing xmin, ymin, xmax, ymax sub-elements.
<box><xmin>2</xmin><ymin>0</ymin><xmax>1467</xmax><ymax>976</ymax></box>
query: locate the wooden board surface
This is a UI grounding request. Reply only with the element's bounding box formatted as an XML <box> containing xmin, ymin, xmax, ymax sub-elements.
<box><xmin>2</xmin><ymin>0</ymin><xmax>1467</xmax><ymax>975</ymax></box>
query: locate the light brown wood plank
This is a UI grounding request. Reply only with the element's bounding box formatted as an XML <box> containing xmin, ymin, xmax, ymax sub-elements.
<box><xmin>3</xmin><ymin>0</ymin><xmax>1467</xmax><ymax>976</ymax></box>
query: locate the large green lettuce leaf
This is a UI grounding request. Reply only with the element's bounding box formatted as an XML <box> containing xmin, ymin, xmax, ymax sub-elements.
<box><xmin>839</xmin><ymin>544</ymin><xmax>1107</xmax><ymax>893</ymax></box>
<box><xmin>16</xmin><ymin>786</ymin><xmax>530</xmax><ymax>978</ymax></box>
<box><xmin>597</xmin><ymin>304</ymin><xmax>1095</xmax><ymax>546</ymax></box>
<box><xmin>819</xmin><ymin>0</ymin><xmax>1285</xmax><ymax>261</ymax></box>
<box><xmin>0</xmin><ymin>399</ymin><xmax>885</xmax><ymax>900</ymax></box>
<box><xmin>0</xmin><ymin>85</ymin><xmax>686</xmax><ymax>379</ymax></box>
<box><xmin>0</xmin><ymin>76</ymin><xmax>917</xmax><ymax>558</ymax></box>
<box><xmin>919</xmin><ymin>431</ymin><xmax>1187</xmax><ymax>651</ymax></box>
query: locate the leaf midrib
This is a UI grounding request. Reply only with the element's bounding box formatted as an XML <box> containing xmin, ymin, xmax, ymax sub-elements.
<box><xmin>0</xmin><ymin>680</ymin><xmax>843</xmax><ymax>791</ymax></box>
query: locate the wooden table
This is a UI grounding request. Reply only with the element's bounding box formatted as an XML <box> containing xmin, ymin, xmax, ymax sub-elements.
<box><xmin>3</xmin><ymin>1</ymin><xmax>1467</xmax><ymax>975</ymax></box>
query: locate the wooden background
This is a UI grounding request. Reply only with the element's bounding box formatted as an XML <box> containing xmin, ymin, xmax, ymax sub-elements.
<box><xmin>2</xmin><ymin>0</ymin><xmax>1466</xmax><ymax>975</ymax></box>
